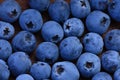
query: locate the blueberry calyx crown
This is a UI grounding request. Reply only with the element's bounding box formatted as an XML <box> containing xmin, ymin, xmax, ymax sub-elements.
<box><xmin>80</xmin><ymin>0</ymin><xmax>86</xmax><ymax>7</ymax></box>
<box><xmin>85</xmin><ymin>61</ymin><xmax>94</xmax><ymax>68</ymax></box>
<box><xmin>26</xmin><ymin>21</ymin><xmax>34</xmax><ymax>29</ymax></box>
<box><xmin>56</xmin><ymin>65</ymin><xmax>64</xmax><ymax>75</ymax></box>
<box><xmin>4</xmin><ymin>27</ymin><xmax>10</xmax><ymax>35</ymax></box>
<box><xmin>101</xmin><ymin>17</ymin><xmax>108</xmax><ymax>26</ymax></box>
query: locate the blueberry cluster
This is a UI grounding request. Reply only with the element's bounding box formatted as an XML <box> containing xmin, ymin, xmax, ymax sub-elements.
<box><xmin>0</xmin><ymin>0</ymin><xmax>120</xmax><ymax>80</ymax></box>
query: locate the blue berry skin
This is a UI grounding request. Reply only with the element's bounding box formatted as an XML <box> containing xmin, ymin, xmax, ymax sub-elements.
<box><xmin>108</xmin><ymin>0</ymin><xmax>120</xmax><ymax>22</ymax></box>
<box><xmin>114</xmin><ymin>69</ymin><xmax>120</xmax><ymax>80</ymax></box>
<box><xmin>0</xmin><ymin>21</ymin><xmax>15</xmax><ymax>40</ymax></box>
<box><xmin>0</xmin><ymin>39</ymin><xmax>12</xmax><ymax>60</ymax></box>
<box><xmin>8</xmin><ymin>52</ymin><xmax>32</xmax><ymax>77</ymax></box>
<box><xmin>48</xmin><ymin>0</ymin><xmax>70</xmax><ymax>23</ymax></box>
<box><xmin>29</xmin><ymin>0</ymin><xmax>50</xmax><ymax>12</ymax></box>
<box><xmin>92</xmin><ymin>72</ymin><xmax>112</xmax><ymax>80</ymax></box>
<box><xmin>70</xmin><ymin>0</ymin><xmax>91</xmax><ymax>18</ymax></box>
<box><xmin>104</xmin><ymin>29</ymin><xmax>120</xmax><ymax>52</ymax></box>
<box><xmin>60</xmin><ymin>37</ymin><xmax>83</xmax><ymax>60</ymax></box>
<box><xmin>12</xmin><ymin>31</ymin><xmax>37</xmax><ymax>54</ymax></box>
<box><xmin>30</xmin><ymin>62</ymin><xmax>51</xmax><ymax>80</ymax></box>
<box><xmin>0</xmin><ymin>59</ymin><xmax>10</xmax><ymax>80</ymax></box>
<box><xmin>82</xmin><ymin>32</ymin><xmax>104</xmax><ymax>55</ymax></box>
<box><xmin>0</xmin><ymin>0</ymin><xmax>21</xmax><ymax>23</ymax></box>
<box><xmin>101</xmin><ymin>50</ymin><xmax>120</xmax><ymax>73</ymax></box>
<box><xmin>51</xmin><ymin>61</ymin><xmax>80</xmax><ymax>80</ymax></box>
<box><xmin>16</xmin><ymin>74</ymin><xmax>34</xmax><ymax>80</ymax></box>
<box><xmin>63</xmin><ymin>18</ymin><xmax>84</xmax><ymax>37</ymax></box>
<box><xmin>77</xmin><ymin>52</ymin><xmax>101</xmax><ymax>78</ymax></box>
<box><xmin>89</xmin><ymin>0</ymin><xmax>109</xmax><ymax>11</ymax></box>
<box><xmin>41</xmin><ymin>21</ymin><xmax>64</xmax><ymax>43</ymax></box>
<box><xmin>36</xmin><ymin>42</ymin><xmax>59</xmax><ymax>64</ymax></box>
<box><xmin>19</xmin><ymin>9</ymin><xmax>43</xmax><ymax>33</ymax></box>
<box><xmin>86</xmin><ymin>10</ymin><xmax>111</xmax><ymax>34</ymax></box>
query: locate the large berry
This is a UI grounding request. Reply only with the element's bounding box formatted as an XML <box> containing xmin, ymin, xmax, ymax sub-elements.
<box><xmin>29</xmin><ymin>0</ymin><xmax>50</xmax><ymax>12</ymax></box>
<box><xmin>16</xmin><ymin>74</ymin><xmax>34</xmax><ymax>80</ymax></box>
<box><xmin>77</xmin><ymin>52</ymin><xmax>101</xmax><ymax>78</ymax></box>
<box><xmin>0</xmin><ymin>0</ymin><xmax>21</xmax><ymax>23</ymax></box>
<box><xmin>19</xmin><ymin>9</ymin><xmax>43</xmax><ymax>33</ymax></box>
<box><xmin>51</xmin><ymin>61</ymin><xmax>80</xmax><ymax>80</ymax></box>
<box><xmin>0</xmin><ymin>39</ymin><xmax>12</xmax><ymax>60</ymax></box>
<box><xmin>36</xmin><ymin>42</ymin><xmax>59</xmax><ymax>64</ymax></box>
<box><xmin>104</xmin><ymin>29</ymin><xmax>120</xmax><ymax>52</ymax></box>
<box><xmin>70</xmin><ymin>0</ymin><xmax>91</xmax><ymax>18</ymax></box>
<box><xmin>48</xmin><ymin>0</ymin><xmax>70</xmax><ymax>23</ymax></box>
<box><xmin>0</xmin><ymin>21</ymin><xmax>15</xmax><ymax>40</ymax></box>
<box><xmin>86</xmin><ymin>10</ymin><xmax>110</xmax><ymax>34</ymax></box>
<box><xmin>82</xmin><ymin>32</ymin><xmax>104</xmax><ymax>55</ymax></box>
<box><xmin>63</xmin><ymin>18</ymin><xmax>84</xmax><ymax>37</ymax></box>
<box><xmin>101</xmin><ymin>50</ymin><xmax>120</xmax><ymax>73</ymax></box>
<box><xmin>12</xmin><ymin>31</ymin><xmax>36</xmax><ymax>54</ymax></box>
<box><xmin>60</xmin><ymin>37</ymin><xmax>83</xmax><ymax>60</ymax></box>
<box><xmin>8</xmin><ymin>52</ymin><xmax>31</xmax><ymax>77</ymax></box>
<box><xmin>30</xmin><ymin>62</ymin><xmax>51</xmax><ymax>80</ymax></box>
<box><xmin>41</xmin><ymin>21</ymin><xmax>64</xmax><ymax>43</ymax></box>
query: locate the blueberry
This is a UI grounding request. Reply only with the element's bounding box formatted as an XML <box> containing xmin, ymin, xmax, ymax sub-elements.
<box><xmin>60</xmin><ymin>37</ymin><xmax>83</xmax><ymax>60</ymax></box>
<box><xmin>29</xmin><ymin>0</ymin><xmax>50</xmax><ymax>12</ymax></box>
<box><xmin>41</xmin><ymin>21</ymin><xmax>64</xmax><ymax>43</ymax></box>
<box><xmin>30</xmin><ymin>62</ymin><xmax>51</xmax><ymax>80</ymax></box>
<box><xmin>63</xmin><ymin>18</ymin><xmax>84</xmax><ymax>37</ymax></box>
<box><xmin>0</xmin><ymin>59</ymin><xmax>10</xmax><ymax>80</ymax></box>
<box><xmin>101</xmin><ymin>50</ymin><xmax>120</xmax><ymax>73</ymax></box>
<box><xmin>12</xmin><ymin>31</ymin><xmax>36</xmax><ymax>54</ymax></box>
<box><xmin>0</xmin><ymin>39</ymin><xmax>12</xmax><ymax>60</ymax></box>
<box><xmin>77</xmin><ymin>52</ymin><xmax>101</xmax><ymax>78</ymax></box>
<box><xmin>92</xmin><ymin>72</ymin><xmax>112</xmax><ymax>80</ymax></box>
<box><xmin>86</xmin><ymin>10</ymin><xmax>111</xmax><ymax>34</ymax></box>
<box><xmin>70</xmin><ymin>0</ymin><xmax>91</xmax><ymax>18</ymax></box>
<box><xmin>114</xmin><ymin>69</ymin><xmax>120</xmax><ymax>80</ymax></box>
<box><xmin>0</xmin><ymin>21</ymin><xmax>15</xmax><ymax>40</ymax></box>
<box><xmin>89</xmin><ymin>0</ymin><xmax>109</xmax><ymax>11</ymax></box>
<box><xmin>48</xmin><ymin>0</ymin><xmax>70</xmax><ymax>23</ymax></box>
<box><xmin>82</xmin><ymin>32</ymin><xmax>104</xmax><ymax>55</ymax></box>
<box><xmin>0</xmin><ymin>0</ymin><xmax>21</xmax><ymax>23</ymax></box>
<box><xmin>16</xmin><ymin>74</ymin><xmax>34</xmax><ymax>80</ymax></box>
<box><xmin>108</xmin><ymin>0</ymin><xmax>120</xmax><ymax>22</ymax></box>
<box><xmin>8</xmin><ymin>52</ymin><xmax>32</xmax><ymax>77</ymax></box>
<box><xmin>104</xmin><ymin>29</ymin><xmax>120</xmax><ymax>52</ymax></box>
<box><xmin>19</xmin><ymin>9</ymin><xmax>43</xmax><ymax>33</ymax></box>
<box><xmin>51</xmin><ymin>61</ymin><xmax>80</xmax><ymax>80</ymax></box>
<box><xmin>36</xmin><ymin>42</ymin><xmax>59</xmax><ymax>64</ymax></box>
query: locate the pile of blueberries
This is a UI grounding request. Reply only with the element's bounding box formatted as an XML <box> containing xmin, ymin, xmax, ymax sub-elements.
<box><xmin>0</xmin><ymin>0</ymin><xmax>120</xmax><ymax>80</ymax></box>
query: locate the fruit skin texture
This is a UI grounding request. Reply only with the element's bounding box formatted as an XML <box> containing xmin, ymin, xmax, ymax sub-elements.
<box><xmin>108</xmin><ymin>0</ymin><xmax>120</xmax><ymax>22</ymax></box>
<box><xmin>0</xmin><ymin>59</ymin><xmax>10</xmax><ymax>80</ymax></box>
<box><xmin>60</xmin><ymin>37</ymin><xmax>83</xmax><ymax>60</ymax></box>
<box><xmin>89</xmin><ymin>0</ymin><xmax>109</xmax><ymax>11</ymax></box>
<box><xmin>30</xmin><ymin>62</ymin><xmax>51</xmax><ymax>80</ymax></box>
<box><xmin>16</xmin><ymin>74</ymin><xmax>34</xmax><ymax>80</ymax></box>
<box><xmin>19</xmin><ymin>9</ymin><xmax>43</xmax><ymax>33</ymax></box>
<box><xmin>82</xmin><ymin>32</ymin><xmax>104</xmax><ymax>55</ymax></box>
<box><xmin>77</xmin><ymin>52</ymin><xmax>101</xmax><ymax>78</ymax></box>
<box><xmin>51</xmin><ymin>61</ymin><xmax>80</xmax><ymax>80</ymax></box>
<box><xmin>86</xmin><ymin>10</ymin><xmax>110</xmax><ymax>34</ymax></box>
<box><xmin>114</xmin><ymin>69</ymin><xmax>120</xmax><ymax>80</ymax></box>
<box><xmin>41</xmin><ymin>21</ymin><xmax>64</xmax><ymax>43</ymax></box>
<box><xmin>8</xmin><ymin>52</ymin><xmax>32</xmax><ymax>77</ymax></box>
<box><xmin>12</xmin><ymin>31</ymin><xmax>36</xmax><ymax>54</ymax></box>
<box><xmin>29</xmin><ymin>0</ymin><xmax>50</xmax><ymax>12</ymax></box>
<box><xmin>63</xmin><ymin>18</ymin><xmax>84</xmax><ymax>37</ymax></box>
<box><xmin>104</xmin><ymin>29</ymin><xmax>120</xmax><ymax>52</ymax></box>
<box><xmin>92</xmin><ymin>72</ymin><xmax>112</xmax><ymax>80</ymax></box>
<box><xmin>0</xmin><ymin>21</ymin><xmax>15</xmax><ymax>40</ymax></box>
<box><xmin>48</xmin><ymin>0</ymin><xmax>70</xmax><ymax>23</ymax></box>
<box><xmin>0</xmin><ymin>39</ymin><xmax>12</xmax><ymax>60</ymax></box>
<box><xmin>36</xmin><ymin>42</ymin><xmax>59</xmax><ymax>64</ymax></box>
<box><xmin>101</xmin><ymin>50</ymin><xmax>120</xmax><ymax>73</ymax></box>
<box><xmin>70</xmin><ymin>0</ymin><xmax>91</xmax><ymax>18</ymax></box>
<box><xmin>0</xmin><ymin>0</ymin><xmax>21</xmax><ymax>23</ymax></box>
